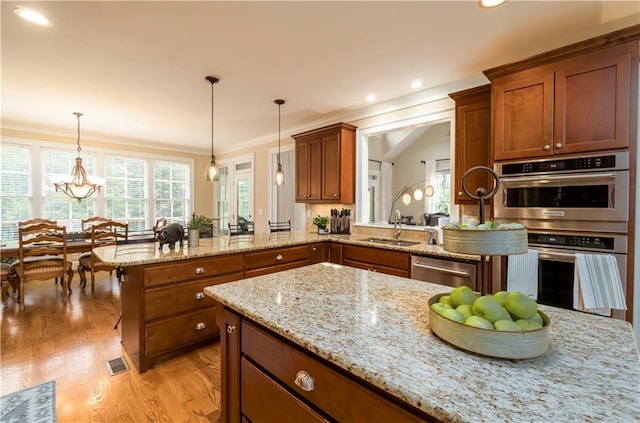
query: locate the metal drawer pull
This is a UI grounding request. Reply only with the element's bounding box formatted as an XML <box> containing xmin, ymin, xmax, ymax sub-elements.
<box><xmin>195</xmin><ymin>267</ymin><xmax>205</xmax><ymax>274</ymax></box>
<box><xmin>195</xmin><ymin>322</ymin><xmax>206</xmax><ymax>331</ymax></box>
<box><xmin>413</xmin><ymin>262</ymin><xmax>470</xmax><ymax>278</ymax></box>
<box><xmin>195</xmin><ymin>292</ymin><xmax>205</xmax><ymax>300</ymax></box>
<box><xmin>226</xmin><ymin>325</ymin><xmax>236</xmax><ymax>334</ymax></box>
<box><xmin>276</xmin><ymin>254</ymin><xmax>283</xmax><ymax>261</ymax></box>
<box><xmin>295</xmin><ymin>371</ymin><xmax>314</xmax><ymax>392</ymax></box>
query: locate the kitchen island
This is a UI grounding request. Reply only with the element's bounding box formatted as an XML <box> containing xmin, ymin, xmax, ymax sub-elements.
<box><xmin>205</xmin><ymin>263</ymin><xmax>640</xmax><ymax>422</ymax></box>
<box><xmin>94</xmin><ymin>231</ymin><xmax>482</xmax><ymax>373</ymax></box>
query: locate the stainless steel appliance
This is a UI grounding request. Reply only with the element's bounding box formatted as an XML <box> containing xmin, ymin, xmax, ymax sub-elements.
<box><xmin>493</xmin><ymin>151</ymin><xmax>630</xmax><ymax>320</ymax></box>
<box><xmin>524</xmin><ymin>231</ymin><xmax>627</xmax><ymax>320</ymax></box>
<box><xmin>494</xmin><ymin>151</ymin><xmax>629</xmax><ymax>233</ymax></box>
<box><xmin>411</xmin><ymin>255</ymin><xmax>477</xmax><ymax>290</ymax></box>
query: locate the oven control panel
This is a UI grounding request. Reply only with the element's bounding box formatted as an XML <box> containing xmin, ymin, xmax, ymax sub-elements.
<box><xmin>501</xmin><ymin>154</ymin><xmax>617</xmax><ymax>175</ymax></box>
<box><xmin>528</xmin><ymin>233</ymin><xmax>615</xmax><ymax>251</ymax></box>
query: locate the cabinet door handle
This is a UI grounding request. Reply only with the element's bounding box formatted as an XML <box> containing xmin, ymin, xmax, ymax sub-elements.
<box><xmin>543</xmin><ymin>144</ymin><xmax>551</xmax><ymax>151</ymax></box>
<box><xmin>195</xmin><ymin>267</ymin><xmax>205</xmax><ymax>274</ymax></box>
<box><xmin>195</xmin><ymin>292</ymin><xmax>205</xmax><ymax>300</ymax></box>
<box><xmin>295</xmin><ymin>370</ymin><xmax>315</xmax><ymax>392</ymax></box>
<box><xmin>226</xmin><ymin>325</ymin><xmax>236</xmax><ymax>334</ymax></box>
<box><xmin>555</xmin><ymin>143</ymin><xmax>563</xmax><ymax>149</ymax></box>
<box><xmin>276</xmin><ymin>254</ymin><xmax>283</xmax><ymax>261</ymax></box>
<box><xmin>195</xmin><ymin>322</ymin><xmax>206</xmax><ymax>331</ymax></box>
<box><xmin>333</xmin><ymin>193</ymin><xmax>338</xmax><ymax>197</ymax></box>
<box><xmin>458</xmin><ymin>191</ymin><xmax>463</xmax><ymax>197</ymax></box>
<box><xmin>312</xmin><ymin>247</ymin><xmax>317</xmax><ymax>252</ymax></box>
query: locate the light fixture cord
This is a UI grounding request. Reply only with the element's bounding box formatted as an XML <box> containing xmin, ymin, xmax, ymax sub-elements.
<box><xmin>75</xmin><ymin>112</ymin><xmax>82</xmax><ymax>154</ymax></box>
<box><xmin>277</xmin><ymin>102</ymin><xmax>281</xmax><ymax>162</ymax></box>
<box><xmin>210</xmin><ymin>81</ymin><xmax>214</xmax><ymax>157</ymax></box>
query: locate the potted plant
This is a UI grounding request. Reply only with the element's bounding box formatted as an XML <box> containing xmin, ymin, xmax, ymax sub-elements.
<box><xmin>312</xmin><ymin>215</ymin><xmax>329</xmax><ymax>235</ymax></box>
<box><xmin>187</xmin><ymin>214</ymin><xmax>214</xmax><ymax>237</ymax></box>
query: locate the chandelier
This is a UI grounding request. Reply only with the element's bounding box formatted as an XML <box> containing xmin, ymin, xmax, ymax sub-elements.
<box><xmin>51</xmin><ymin>112</ymin><xmax>104</xmax><ymax>202</ymax></box>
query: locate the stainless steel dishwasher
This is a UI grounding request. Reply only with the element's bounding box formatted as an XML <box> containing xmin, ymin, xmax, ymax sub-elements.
<box><xmin>410</xmin><ymin>255</ymin><xmax>477</xmax><ymax>289</ymax></box>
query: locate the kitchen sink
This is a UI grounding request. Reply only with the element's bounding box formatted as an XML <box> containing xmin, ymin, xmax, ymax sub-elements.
<box><xmin>359</xmin><ymin>237</ymin><xmax>421</xmax><ymax>247</ymax></box>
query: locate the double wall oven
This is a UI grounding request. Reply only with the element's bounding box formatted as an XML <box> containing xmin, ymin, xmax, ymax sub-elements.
<box><xmin>493</xmin><ymin>151</ymin><xmax>629</xmax><ymax>320</ymax></box>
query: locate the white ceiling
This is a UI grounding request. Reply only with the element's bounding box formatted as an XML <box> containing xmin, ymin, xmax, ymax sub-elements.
<box><xmin>2</xmin><ymin>1</ymin><xmax>638</xmax><ymax>156</ymax></box>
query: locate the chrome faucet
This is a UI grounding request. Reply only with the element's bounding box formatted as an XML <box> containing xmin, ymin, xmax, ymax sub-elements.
<box><xmin>393</xmin><ymin>209</ymin><xmax>402</xmax><ymax>240</ymax></box>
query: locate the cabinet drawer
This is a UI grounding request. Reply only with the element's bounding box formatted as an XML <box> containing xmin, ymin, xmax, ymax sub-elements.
<box><xmin>343</xmin><ymin>259</ymin><xmax>409</xmax><ymax>278</ymax></box>
<box><xmin>342</xmin><ymin>245</ymin><xmax>410</xmax><ymax>270</ymax></box>
<box><xmin>144</xmin><ymin>254</ymin><xmax>244</xmax><ymax>287</ymax></box>
<box><xmin>244</xmin><ymin>246</ymin><xmax>309</xmax><ymax>271</ymax></box>
<box><xmin>241</xmin><ymin>358</ymin><xmax>329</xmax><ymax>423</ymax></box>
<box><xmin>146</xmin><ymin>308</ymin><xmax>217</xmax><ymax>357</ymax></box>
<box><xmin>241</xmin><ymin>322</ymin><xmax>424</xmax><ymax>423</ymax></box>
<box><xmin>145</xmin><ymin>272</ymin><xmax>243</xmax><ymax>321</ymax></box>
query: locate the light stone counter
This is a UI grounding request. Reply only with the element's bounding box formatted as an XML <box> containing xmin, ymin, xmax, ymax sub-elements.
<box><xmin>204</xmin><ymin>263</ymin><xmax>640</xmax><ymax>422</ymax></box>
<box><xmin>93</xmin><ymin>230</ymin><xmax>480</xmax><ymax>267</ymax></box>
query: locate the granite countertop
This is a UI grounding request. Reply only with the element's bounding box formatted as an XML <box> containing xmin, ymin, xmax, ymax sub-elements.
<box><xmin>93</xmin><ymin>230</ymin><xmax>480</xmax><ymax>267</ymax></box>
<box><xmin>204</xmin><ymin>263</ymin><xmax>640</xmax><ymax>422</ymax></box>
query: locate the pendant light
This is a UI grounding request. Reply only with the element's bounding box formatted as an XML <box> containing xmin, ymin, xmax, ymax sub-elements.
<box><xmin>274</xmin><ymin>99</ymin><xmax>285</xmax><ymax>185</ymax></box>
<box><xmin>50</xmin><ymin>112</ymin><xmax>104</xmax><ymax>202</ymax></box>
<box><xmin>205</xmin><ymin>76</ymin><xmax>219</xmax><ymax>181</ymax></box>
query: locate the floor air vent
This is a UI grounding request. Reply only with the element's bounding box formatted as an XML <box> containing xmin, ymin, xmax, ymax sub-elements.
<box><xmin>106</xmin><ymin>357</ymin><xmax>130</xmax><ymax>376</ymax></box>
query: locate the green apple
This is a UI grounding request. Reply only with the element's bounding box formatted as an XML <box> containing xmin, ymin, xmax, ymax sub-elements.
<box><xmin>472</xmin><ymin>295</ymin><xmax>504</xmax><ymax>323</ymax></box>
<box><xmin>464</xmin><ymin>315</ymin><xmax>494</xmax><ymax>330</ymax></box>
<box><xmin>494</xmin><ymin>319</ymin><xmax>522</xmax><ymax>332</ymax></box>
<box><xmin>456</xmin><ymin>304</ymin><xmax>473</xmax><ymax>319</ymax></box>
<box><xmin>515</xmin><ymin>319</ymin><xmax>543</xmax><ymax>331</ymax></box>
<box><xmin>441</xmin><ymin>308</ymin><xmax>466</xmax><ymax>323</ymax></box>
<box><xmin>430</xmin><ymin>303</ymin><xmax>451</xmax><ymax>315</ymax></box>
<box><xmin>500</xmin><ymin>307</ymin><xmax>513</xmax><ymax>321</ymax></box>
<box><xmin>505</xmin><ymin>291</ymin><xmax>538</xmax><ymax>319</ymax></box>
<box><xmin>529</xmin><ymin>312</ymin><xmax>544</xmax><ymax>326</ymax></box>
<box><xmin>450</xmin><ymin>286</ymin><xmax>477</xmax><ymax>307</ymax></box>
<box><xmin>493</xmin><ymin>291</ymin><xmax>509</xmax><ymax>306</ymax></box>
<box><xmin>439</xmin><ymin>295</ymin><xmax>454</xmax><ymax>307</ymax></box>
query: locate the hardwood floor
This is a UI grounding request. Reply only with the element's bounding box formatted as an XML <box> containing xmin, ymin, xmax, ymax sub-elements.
<box><xmin>1</xmin><ymin>272</ymin><xmax>222</xmax><ymax>422</ymax></box>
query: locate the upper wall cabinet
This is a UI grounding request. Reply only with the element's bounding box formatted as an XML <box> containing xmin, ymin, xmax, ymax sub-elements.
<box><xmin>449</xmin><ymin>85</ymin><xmax>491</xmax><ymax>205</ymax></box>
<box><xmin>485</xmin><ymin>26</ymin><xmax>639</xmax><ymax>161</ymax></box>
<box><xmin>293</xmin><ymin>123</ymin><xmax>357</xmax><ymax>203</ymax></box>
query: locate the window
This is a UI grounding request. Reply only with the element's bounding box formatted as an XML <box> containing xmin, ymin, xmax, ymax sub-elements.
<box><xmin>42</xmin><ymin>148</ymin><xmax>97</xmax><ymax>232</ymax></box>
<box><xmin>0</xmin><ymin>143</ymin><xmax>31</xmax><ymax>240</ymax></box>
<box><xmin>0</xmin><ymin>137</ymin><xmax>194</xmax><ymax>240</ymax></box>
<box><xmin>154</xmin><ymin>160</ymin><xmax>190</xmax><ymax>226</ymax></box>
<box><xmin>106</xmin><ymin>156</ymin><xmax>146</xmax><ymax>231</ymax></box>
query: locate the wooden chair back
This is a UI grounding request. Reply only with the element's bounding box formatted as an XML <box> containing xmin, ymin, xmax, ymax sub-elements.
<box><xmin>79</xmin><ymin>220</ymin><xmax>128</xmax><ymax>293</ymax></box>
<box><xmin>16</xmin><ymin>222</ymin><xmax>71</xmax><ymax>301</ymax></box>
<box><xmin>81</xmin><ymin>216</ymin><xmax>111</xmax><ymax>232</ymax></box>
<box><xmin>18</xmin><ymin>218</ymin><xmax>57</xmax><ymax>228</ymax></box>
<box><xmin>228</xmin><ymin>221</ymin><xmax>254</xmax><ymax>245</ymax></box>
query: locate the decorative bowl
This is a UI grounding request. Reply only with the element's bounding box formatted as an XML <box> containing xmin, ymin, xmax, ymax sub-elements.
<box><xmin>442</xmin><ymin>227</ymin><xmax>527</xmax><ymax>255</ymax></box>
<box><xmin>428</xmin><ymin>293</ymin><xmax>550</xmax><ymax>359</ymax></box>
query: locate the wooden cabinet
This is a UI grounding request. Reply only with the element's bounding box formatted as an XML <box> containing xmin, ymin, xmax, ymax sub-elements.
<box><xmin>293</xmin><ymin>123</ymin><xmax>357</xmax><ymax>203</ymax></box>
<box><xmin>120</xmin><ymin>254</ymin><xmax>244</xmax><ymax>373</ymax></box>
<box><xmin>485</xmin><ymin>30</ymin><xmax>638</xmax><ymax>161</ymax></box>
<box><xmin>327</xmin><ymin>242</ymin><xmax>342</xmax><ymax>264</ymax></box>
<box><xmin>308</xmin><ymin>242</ymin><xmax>327</xmax><ymax>264</ymax></box>
<box><xmin>341</xmin><ymin>244</ymin><xmax>410</xmax><ymax>277</ymax></box>
<box><xmin>217</xmin><ymin>307</ymin><xmax>428</xmax><ymax>423</ymax></box>
<box><xmin>244</xmin><ymin>245</ymin><xmax>310</xmax><ymax>278</ymax></box>
<box><xmin>449</xmin><ymin>85</ymin><xmax>492</xmax><ymax>205</ymax></box>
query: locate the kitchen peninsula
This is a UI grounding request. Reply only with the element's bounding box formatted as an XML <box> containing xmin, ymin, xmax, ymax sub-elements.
<box><xmin>94</xmin><ymin>231</ymin><xmax>481</xmax><ymax>373</ymax></box>
<box><xmin>205</xmin><ymin>263</ymin><xmax>640</xmax><ymax>422</ymax></box>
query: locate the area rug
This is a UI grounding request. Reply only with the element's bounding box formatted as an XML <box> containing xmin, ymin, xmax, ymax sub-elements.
<box><xmin>0</xmin><ymin>380</ymin><xmax>56</xmax><ymax>423</ymax></box>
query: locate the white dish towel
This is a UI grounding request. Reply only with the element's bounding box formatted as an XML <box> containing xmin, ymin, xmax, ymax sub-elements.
<box><xmin>507</xmin><ymin>249</ymin><xmax>538</xmax><ymax>300</ymax></box>
<box><xmin>574</xmin><ymin>253</ymin><xmax>626</xmax><ymax>316</ymax></box>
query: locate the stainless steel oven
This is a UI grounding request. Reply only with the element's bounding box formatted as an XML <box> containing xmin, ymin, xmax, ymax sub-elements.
<box><xmin>494</xmin><ymin>151</ymin><xmax>629</xmax><ymax>233</ymax></box>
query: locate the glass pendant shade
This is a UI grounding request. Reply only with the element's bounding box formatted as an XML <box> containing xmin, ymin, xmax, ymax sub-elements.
<box><xmin>51</xmin><ymin>112</ymin><xmax>104</xmax><ymax>202</ymax></box>
<box><xmin>205</xmin><ymin>155</ymin><xmax>218</xmax><ymax>181</ymax></box>
<box><xmin>274</xmin><ymin>162</ymin><xmax>285</xmax><ymax>185</ymax></box>
<box><xmin>424</xmin><ymin>185</ymin><xmax>435</xmax><ymax>197</ymax></box>
<box><xmin>413</xmin><ymin>188</ymin><xmax>424</xmax><ymax>201</ymax></box>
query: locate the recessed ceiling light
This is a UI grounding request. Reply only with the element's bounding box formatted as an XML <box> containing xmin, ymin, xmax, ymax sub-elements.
<box><xmin>13</xmin><ymin>6</ymin><xmax>52</xmax><ymax>27</ymax></box>
<box><xmin>411</xmin><ymin>80</ymin><xmax>422</xmax><ymax>89</ymax></box>
<box><xmin>479</xmin><ymin>0</ymin><xmax>508</xmax><ymax>9</ymax></box>
<box><xmin>366</xmin><ymin>94</ymin><xmax>376</xmax><ymax>102</ymax></box>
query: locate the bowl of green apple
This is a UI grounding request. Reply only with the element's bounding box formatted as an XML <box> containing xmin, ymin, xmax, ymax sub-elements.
<box><xmin>428</xmin><ymin>286</ymin><xmax>550</xmax><ymax>359</ymax></box>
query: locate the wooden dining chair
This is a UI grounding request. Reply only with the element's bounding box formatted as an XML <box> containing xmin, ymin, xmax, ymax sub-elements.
<box><xmin>268</xmin><ymin>220</ymin><xmax>291</xmax><ymax>233</ymax></box>
<box><xmin>78</xmin><ymin>220</ymin><xmax>128</xmax><ymax>293</ymax></box>
<box><xmin>228</xmin><ymin>221</ymin><xmax>254</xmax><ymax>245</ymax></box>
<box><xmin>10</xmin><ymin>222</ymin><xmax>72</xmax><ymax>302</ymax></box>
<box><xmin>81</xmin><ymin>216</ymin><xmax>112</xmax><ymax>233</ymax></box>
